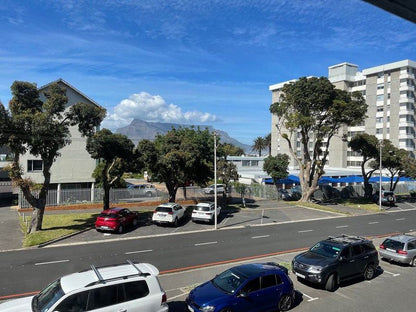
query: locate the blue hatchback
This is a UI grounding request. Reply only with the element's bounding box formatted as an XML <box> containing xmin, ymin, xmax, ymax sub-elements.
<box><xmin>186</xmin><ymin>262</ymin><xmax>295</xmax><ymax>312</ymax></box>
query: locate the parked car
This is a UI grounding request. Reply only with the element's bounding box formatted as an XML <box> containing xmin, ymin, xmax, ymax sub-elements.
<box><xmin>152</xmin><ymin>203</ymin><xmax>185</xmax><ymax>226</ymax></box>
<box><xmin>277</xmin><ymin>189</ymin><xmax>291</xmax><ymax>200</ymax></box>
<box><xmin>372</xmin><ymin>190</ymin><xmax>396</xmax><ymax>206</ymax></box>
<box><xmin>95</xmin><ymin>207</ymin><xmax>139</xmax><ymax>233</ymax></box>
<box><xmin>379</xmin><ymin>233</ymin><xmax>416</xmax><ymax>266</ymax></box>
<box><xmin>292</xmin><ymin>234</ymin><xmax>379</xmax><ymax>291</ymax></box>
<box><xmin>204</xmin><ymin>184</ymin><xmax>225</xmax><ymax>194</ymax></box>
<box><xmin>0</xmin><ymin>260</ymin><xmax>168</xmax><ymax>312</ymax></box>
<box><xmin>128</xmin><ymin>183</ymin><xmax>158</xmax><ymax>197</ymax></box>
<box><xmin>186</xmin><ymin>262</ymin><xmax>295</xmax><ymax>312</ymax></box>
<box><xmin>191</xmin><ymin>202</ymin><xmax>221</xmax><ymax>224</ymax></box>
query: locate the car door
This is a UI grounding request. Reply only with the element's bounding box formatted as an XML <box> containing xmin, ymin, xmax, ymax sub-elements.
<box><xmin>176</xmin><ymin>205</ymin><xmax>185</xmax><ymax>219</ymax></box>
<box><xmin>338</xmin><ymin>246</ymin><xmax>357</xmax><ymax>280</ymax></box>
<box><xmin>234</xmin><ymin>277</ymin><xmax>263</xmax><ymax>312</ymax></box>
<box><xmin>350</xmin><ymin>244</ymin><xmax>367</xmax><ymax>276</ymax></box>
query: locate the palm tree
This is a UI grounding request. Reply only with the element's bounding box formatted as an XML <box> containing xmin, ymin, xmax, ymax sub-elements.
<box><xmin>264</xmin><ymin>133</ymin><xmax>271</xmax><ymax>156</ymax></box>
<box><xmin>252</xmin><ymin>136</ymin><xmax>266</xmax><ymax>156</ymax></box>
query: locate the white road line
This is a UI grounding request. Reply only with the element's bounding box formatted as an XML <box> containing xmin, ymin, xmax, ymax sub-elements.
<box><xmin>336</xmin><ymin>225</ymin><xmax>349</xmax><ymax>228</ymax></box>
<box><xmin>301</xmin><ymin>292</ymin><xmax>319</xmax><ymax>302</ymax></box>
<box><xmin>35</xmin><ymin>259</ymin><xmax>70</xmax><ymax>266</ymax></box>
<box><xmin>298</xmin><ymin>230</ymin><xmax>314</xmax><ymax>233</ymax></box>
<box><xmin>195</xmin><ymin>241</ymin><xmax>218</xmax><ymax>246</ymax></box>
<box><xmin>383</xmin><ymin>270</ymin><xmax>400</xmax><ymax>277</ymax></box>
<box><xmin>396</xmin><ymin>218</ymin><xmax>405</xmax><ymax>221</ymax></box>
<box><xmin>125</xmin><ymin>249</ymin><xmax>153</xmax><ymax>255</ymax></box>
<box><xmin>252</xmin><ymin>235</ymin><xmax>270</xmax><ymax>239</ymax></box>
<box><xmin>368</xmin><ymin>221</ymin><xmax>379</xmax><ymax>224</ymax></box>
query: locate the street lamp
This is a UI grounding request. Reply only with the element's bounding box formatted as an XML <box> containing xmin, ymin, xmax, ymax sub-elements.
<box><xmin>379</xmin><ymin>140</ymin><xmax>383</xmax><ymax>211</ymax></box>
<box><xmin>214</xmin><ymin>131</ymin><xmax>218</xmax><ymax>230</ymax></box>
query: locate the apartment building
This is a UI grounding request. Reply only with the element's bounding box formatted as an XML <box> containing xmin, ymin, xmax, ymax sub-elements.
<box><xmin>269</xmin><ymin>59</ymin><xmax>416</xmax><ymax>169</ymax></box>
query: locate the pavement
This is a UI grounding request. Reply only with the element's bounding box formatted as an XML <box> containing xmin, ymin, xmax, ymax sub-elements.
<box><xmin>0</xmin><ymin>198</ymin><xmax>406</xmax><ymax>251</ymax></box>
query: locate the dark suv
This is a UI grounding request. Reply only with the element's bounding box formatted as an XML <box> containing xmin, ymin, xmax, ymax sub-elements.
<box><xmin>292</xmin><ymin>234</ymin><xmax>379</xmax><ymax>291</ymax></box>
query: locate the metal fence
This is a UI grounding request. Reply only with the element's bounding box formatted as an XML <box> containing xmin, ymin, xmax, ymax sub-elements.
<box><xmin>17</xmin><ymin>181</ymin><xmax>416</xmax><ymax>208</ymax></box>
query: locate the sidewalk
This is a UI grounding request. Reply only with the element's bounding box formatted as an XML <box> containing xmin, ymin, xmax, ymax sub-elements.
<box><xmin>0</xmin><ymin>206</ymin><xmax>24</xmax><ymax>251</ymax></box>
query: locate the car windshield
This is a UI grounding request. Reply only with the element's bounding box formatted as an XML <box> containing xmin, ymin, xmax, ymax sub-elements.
<box><xmin>156</xmin><ymin>207</ymin><xmax>172</xmax><ymax>213</ymax></box>
<box><xmin>99</xmin><ymin>212</ymin><xmax>118</xmax><ymax>218</ymax></box>
<box><xmin>195</xmin><ymin>206</ymin><xmax>210</xmax><ymax>211</ymax></box>
<box><xmin>310</xmin><ymin>242</ymin><xmax>342</xmax><ymax>258</ymax></box>
<box><xmin>212</xmin><ymin>269</ymin><xmax>246</xmax><ymax>294</ymax></box>
<box><xmin>382</xmin><ymin>238</ymin><xmax>405</xmax><ymax>250</ymax></box>
<box><xmin>32</xmin><ymin>279</ymin><xmax>65</xmax><ymax>312</ymax></box>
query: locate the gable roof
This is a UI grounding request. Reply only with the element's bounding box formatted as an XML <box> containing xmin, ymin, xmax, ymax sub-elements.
<box><xmin>38</xmin><ymin>78</ymin><xmax>103</xmax><ymax>109</ymax></box>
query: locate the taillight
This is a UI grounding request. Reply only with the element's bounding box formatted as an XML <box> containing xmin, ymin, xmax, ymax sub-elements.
<box><xmin>153</xmin><ymin>211</ymin><xmax>157</xmax><ymax>214</ymax></box>
<box><xmin>379</xmin><ymin>244</ymin><xmax>385</xmax><ymax>249</ymax></box>
<box><xmin>397</xmin><ymin>250</ymin><xmax>408</xmax><ymax>255</ymax></box>
<box><xmin>162</xmin><ymin>292</ymin><xmax>167</xmax><ymax>303</ymax></box>
<box><xmin>168</xmin><ymin>212</ymin><xmax>173</xmax><ymax>215</ymax></box>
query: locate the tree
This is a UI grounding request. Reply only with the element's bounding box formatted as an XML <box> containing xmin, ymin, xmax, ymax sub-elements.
<box><xmin>217</xmin><ymin>159</ymin><xmax>239</xmax><ymax>196</ymax></box>
<box><xmin>87</xmin><ymin>129</ymin><xmax>135</xmax><ymax>210</ymax></box>
<box><xmin>138</xmin><ymin>127</ymin><xmax>215</xmax><ymax>202</ymax></box>
<box><xmin>264</xmin><ymin>133</ymin><xmax>272</xmax><ymax>156</ymax></box>
<box><xmin>218</xmin><ymin>143</ymin><xmax>244</xmax><ymax>156</ymax></box>
<box><xmin>252</xmin><ymin>136</ymin><xmax>266</xmax><ymax>156</ymax></box>
<box><xmin>270</xmin><ymin>77</ymin><xmax>367</xmax><ymax>202</ymax></box>
<box><xmin>0</xmin><ymin>81</ymin><xmax>105</xmax><ymax>233</ymax></box>
<box><xmin>348</xmin><ymin>133</ymin><xmax>379</xmax><ymax>198</ymax></box>
<box><xmin>263</xmin><ymin>154</ymin><xmax>290</xmax><ymax>191</ymax></box>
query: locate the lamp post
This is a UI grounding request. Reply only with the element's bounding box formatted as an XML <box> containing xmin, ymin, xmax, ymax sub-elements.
<box><xmin>379</xmin><ymin>140</ymin><xmax>383</xmax><ymax>211</ymax></box>
<box><xmin>214</xmin><ymin>132</ymin><xmax>218</xmax><ymax>230</ymax></box>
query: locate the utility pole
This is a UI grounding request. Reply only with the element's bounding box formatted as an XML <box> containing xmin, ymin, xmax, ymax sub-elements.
<box><xmin>214</xmin><ymin>131</ymin><xmax>218</xmax><ymax>229</ymax></box>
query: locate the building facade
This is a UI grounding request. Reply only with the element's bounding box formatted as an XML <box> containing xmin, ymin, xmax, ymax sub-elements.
<box><xmin>269</xmin><ymin>59</ymin><xmax>416</xmax><ymax>169</ymax></box>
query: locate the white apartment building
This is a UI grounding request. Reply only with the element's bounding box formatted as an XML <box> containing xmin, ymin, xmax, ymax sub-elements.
<box><xmin>269</xmin><ymin>59</ymin><xmax>416</xmax><ymax>170</ymax></box>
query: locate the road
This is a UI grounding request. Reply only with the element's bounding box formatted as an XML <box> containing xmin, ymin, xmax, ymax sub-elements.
<box><xmin>0</xmin><ymin>209</ymin><xmax>414</xmax><ymax>301</ymax></box>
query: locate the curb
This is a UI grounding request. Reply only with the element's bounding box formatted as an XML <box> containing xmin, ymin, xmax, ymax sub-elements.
<box><xmin>37</xmin><ymin>227</ymin><xmax>93</xmax><ymax>248</ymax></box>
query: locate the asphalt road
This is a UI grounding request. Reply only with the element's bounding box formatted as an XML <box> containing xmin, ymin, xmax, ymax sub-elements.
<box><xmin>0</xmin><ymin>209</ymin><xmax>414</xmax><ymax>301</ymax></box>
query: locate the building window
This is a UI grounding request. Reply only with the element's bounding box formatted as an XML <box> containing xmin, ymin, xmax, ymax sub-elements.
<box><xmin>377</xmin><ymin>94</ymin><xmax>384</xmax><ymax>101</ymax></box>
<box><xmin>377</xmin><ymin>83</ymin><xmax>384</xmax><ymax>90</ymax></box>
<box><xmin>377</xmin><ymin>107</ymin><xmax>384</xmax><ymax>112</ymax></box>
<box><xmin>28</xmin><ymin>160</ymin><xmax>43</xmax><ymax>172</ymax></box>
<box><xmin>377</xmin><ymin>72</ymin><xmax>384</xmax><ymax>78</ymax></box>
<box><xmin>376</xmin><ymin>117</ymin><xmax>383</xmax><ymax>123</ymax></box>
<box><xmin>376</xmin><ymin>128</ymin><xmax>383</xmax><ymax>134</ymax></box>
<box><xmin>242</xmin><ymin>160</ymin><xmax>250</xmax><ymax>166</ymax></box>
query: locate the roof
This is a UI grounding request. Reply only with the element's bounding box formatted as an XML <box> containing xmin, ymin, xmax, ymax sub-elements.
<box><xmin>158</xmin><ymin>202</ymin><xmax>179</xmax><ymax>207</ymax></box>
<box><xmin>60</xmin><ymin>262</ymin><xmax>159</xmax><ymax>294</ymax></box>
<box><xmin>387</xmin><ymin>234</ymin><xmax>416</xmax><ymax>243</ymax></box>
<box><xmin>231</xmin><ymin>263</ymin><xmax>285</xmax><ymax>278</ymax></box>
<box><xmin>38</xmin><ymin>78</ymin><xmax>103</xmax><ymax>109</ymax></box>
<box><xmin>363</xmin><ymin>0</ymin><xmax>416</xmax><ymax>24</ymax></box>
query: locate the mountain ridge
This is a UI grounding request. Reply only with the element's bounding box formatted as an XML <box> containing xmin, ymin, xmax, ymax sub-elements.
<box><xmin>116</xmin><ymin>119</ymin><xmax>251</xmax><ymax>152</ymax></box>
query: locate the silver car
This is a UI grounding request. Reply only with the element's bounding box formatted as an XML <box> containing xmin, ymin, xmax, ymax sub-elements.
<box><xmin>379</xmin><ymin>234</ymin><xmax>416</xmax><ymax>266</ymax></box>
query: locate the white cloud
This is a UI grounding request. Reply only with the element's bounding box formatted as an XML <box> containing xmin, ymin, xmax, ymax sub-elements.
<box><xmin>102</xmin><ymin>92</ymin><xmax>217</xmax><ymax>130</ymax></box>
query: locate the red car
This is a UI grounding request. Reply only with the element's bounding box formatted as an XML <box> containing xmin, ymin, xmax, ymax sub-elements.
<box><xmin>95</xmin><ymin>207</ymin><xmax>139</xmax><ymax>233</ymax></box>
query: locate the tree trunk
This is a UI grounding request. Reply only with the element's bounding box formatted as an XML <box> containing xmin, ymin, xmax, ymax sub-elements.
<box><xmin>29</xmin><ymin>206</ymin><xmax>45</xmax><ymax>233</ymax></box>
<box><xmin>166</xmin><ymin>181</ymin><xmax>177</xmax><ymax>202</ymax></box>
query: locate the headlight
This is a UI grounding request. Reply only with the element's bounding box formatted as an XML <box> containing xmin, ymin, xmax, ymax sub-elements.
<box><xmin>307</xmin><ymin>266</ymin><xmax>323</xmax><ymax>274</ymax></box>
<box><xmin>201</xmin><ymin>306</ymin><xmax>216</xmax><ymax>312</ymax></box>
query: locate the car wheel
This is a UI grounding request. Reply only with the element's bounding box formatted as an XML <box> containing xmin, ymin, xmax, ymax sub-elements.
<box><xmin>411</xmin><ymin>257</ymin><xmax>416</xmax><ymax>267</ymax></box>
<box><xmin>277</xmin><ymin>294</ymin><xmax>293</xmax><ymax>311</ymax></box>
<box><xmin>325</xmin><ymin>273</ymin><xmax>337</xmax><ymax>292</ymax></box>
<box><xmin>364</xmin><ymin>264</ymin><xmax>375</xmax><ymax>280</ymax></box>
<box><xmin>173</xmin><ymin>218</ymin><xmax>178</xmax><ymax>227</ymax></box>
<box><xmin>117</xmin><ymin>225</ymin><xmax>124</xmax><ymax>234</ymax></box>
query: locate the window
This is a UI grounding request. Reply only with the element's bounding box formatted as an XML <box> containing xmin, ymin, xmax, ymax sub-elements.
<box><xmin>242</xmin><ymin>160</ymin><xmax>250</xmax><ymax>166</ymax></box>
<box><xmin>377</xmin><ymin>94</ymin><xmax>384</xmax><ymax>101</ymax></box>
<box><xmin>376</xmin><ymin>117</ymin><xmax>383</xmax><ymax>123</ymax></box>
<box><xmin>352</xmin><ymin>245</ymin><xmax>363</xmax><ymax>256</ymax></box>
<box><xmin>124</xmin><ymin>281</ymin><xmax>150</xmax><ymax>301</ymax></box>
<box><xmin>27</xmin><ymin>160</ymin><xmax>43</xmax><ymax>172</ymax></box>
<box><xmin>377</xmin><ymin>107</ymin><xmax>383</xmax><ymax>112</ymax></box>
<box><xmin>261</xmin><ymin>275</ymin><xmax>277</xmax><ymax>289</ymax></box>
<box><xmin>377</xmin><ymin>83</ymin><xmax>384</xmax><ymax>90</ymax></box>
<box><xmin>377</xmin><ymin>72</ymin><xmax>384</xmax><ymax>78</ymax></box>
<box><xmin>408</xmin><ymin>241</ymin><xmax>416</xmax><ymax>250</ymax></box>
<box><xmin>88</xmin><ymin>284</ymin><xmax>124</xmax><ymax>310</ymax></box>
<box><xmin>242</xmin><ymin>278</ymin><xmax>261</xmax><ymax>293</ymax></box>
<box><xmin>56</xmin><ymin>292</ymin><xmax>88</xmax><ymax>312</ymax></box>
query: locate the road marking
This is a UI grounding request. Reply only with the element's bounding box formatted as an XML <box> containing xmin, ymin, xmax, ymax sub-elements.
<box><xmin>125</xmin><ymin>249</ymin><xmax>153</xmax><ymax>255</ymax></box>
<box><xmin>383</xmin><ymin>270</ymin><xmax>400</xmax><ymax>277</ymax></box>
<box><xmin>336</xmin><ymin>225</ymin><xmax>349</xmax><ymax>228</ymax></box>
<box><xmin>298</xmin><ymin>230</ymin><xmax>314</xmax><ymax>233</ymax></box>
<box><xmin>35</xmin><ymin>259</ymin><xmax>70</xmax><ymax>266</ymax></box>
<box><xmin>368</xmin><ymin>221</ymin><xmax>379</xmax><ymax>224</ymax></box>
<box><xmin>195</xmin><ymin>241</ymin><xmax>218</xmax><ymax>246</ymax></box>
<box><xmin>396</xmin><ymin>218</ymin><xmax>405</xmax><ymax>221</ymax></box>
<box><xmin>301</xmin><ymin>292</ymin><xmax>319</xmax><ymax>302</ymax></box>
<box><xmin>252</xmin><ymin>235</ymin><xmax>270</xmax><ymax>239</ymax></box>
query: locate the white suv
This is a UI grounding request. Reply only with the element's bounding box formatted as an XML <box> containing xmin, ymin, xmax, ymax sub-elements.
<box><xmin>0</xmin><ymin>261</ymin><xmax>169</xmax><ymax>312</ymax></box>
<box><xmin>152</xmin><ymin>203</ymin><xmax>185</xmax><ymax>227</ymax></box>
<box><xmin>191</xmin><ymin>202</ymin><xmax>221</xmax><ymax>224</ymax></box>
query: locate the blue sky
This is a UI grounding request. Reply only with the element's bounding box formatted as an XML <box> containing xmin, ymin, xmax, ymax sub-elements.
<box><xmin>0</xmin><ymin>0</ymin><xmax>415</xmax><ymax>145</ymax></box>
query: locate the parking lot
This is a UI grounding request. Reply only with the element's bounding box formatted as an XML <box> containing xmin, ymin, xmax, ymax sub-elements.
<box><xmin>161</xmin><ymin>233</ymin><xmax>416</xmax><ymax>312</ymax></box>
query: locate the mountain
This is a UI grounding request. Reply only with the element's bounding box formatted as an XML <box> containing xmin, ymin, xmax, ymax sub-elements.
<box><xmin>115</xmin><ymin>119</ymin><xmax>251</xmax><ymax>152</ymax></box>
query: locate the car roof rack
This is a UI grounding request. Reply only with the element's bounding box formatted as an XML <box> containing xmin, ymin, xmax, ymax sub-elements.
<box><xmin>328</xmin><ymin>234</ymin><xmax>368</xmax><ymax>244</ymax></box>
<box><xmin>86</xmin><ymin>260</ymin><xmax>150</xmax><ymax>287</ymax></box>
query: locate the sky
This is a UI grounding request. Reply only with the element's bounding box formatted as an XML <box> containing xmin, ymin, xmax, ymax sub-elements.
<box><xmin>0</xmin><ymin>0</ymin><xmax>415</xmax><ymax>145</ymax></box>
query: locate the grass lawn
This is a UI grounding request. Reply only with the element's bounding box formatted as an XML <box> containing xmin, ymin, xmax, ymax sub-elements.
<box><xmin>20</xmin><ymin>212</ymin><xmax>99</xmax><ymax>247</ymax></box>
